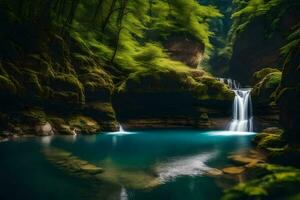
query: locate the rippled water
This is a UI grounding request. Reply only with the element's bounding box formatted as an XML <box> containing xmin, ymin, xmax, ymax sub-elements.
<box><xmin>0</xmin><ymin>130</ymin><xmax>255</xmax><ymax>200</ymax></box>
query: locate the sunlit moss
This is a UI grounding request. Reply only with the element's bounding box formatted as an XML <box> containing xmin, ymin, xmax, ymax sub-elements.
<box><xmin>252</xmin><ymin>68</ymin><xmax>282</xmax><ymax>105</ymax></box>
<box><xmin>0</xmin><ymin>75</ymin><xmax>16</xmax><ymax>95</ymax></box>
<box><xmin>222</xmin><ymin>164</ymin><xmax>300</xmax><ymax>200</ymax></box>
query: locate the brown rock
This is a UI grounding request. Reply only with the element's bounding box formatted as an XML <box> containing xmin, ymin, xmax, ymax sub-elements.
<box><xmin>35</xmin><ymin>122</ymin><xmax>55</xmax><ymax>136</ymax></box>
<box><xmin>206</xmin><ymin>168</ymin><xmax>223</xmax><ymax>176</ymax></box>
<box><xmin>222</xmin><ymin>166</ymin><xmax>245</xmax><ymax>174</ymax></box>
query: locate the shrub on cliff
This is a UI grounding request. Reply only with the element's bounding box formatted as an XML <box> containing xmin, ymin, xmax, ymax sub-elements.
<box><xmin>252</xmin><ymin>68</ymin><xmax>282</xmax><ymax>106</ymax></box>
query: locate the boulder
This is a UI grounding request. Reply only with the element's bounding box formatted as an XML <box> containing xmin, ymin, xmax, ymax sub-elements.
<box><xmin>164</xmin><ymin>34</ymin><xmax>205</xmax><ymax>68</ymax></box>
<box><xmin>35</xmin><ymin>122</ymin><xmax>54</xmax><ymax>136</ymax></box>
<box><xmin>229</xmin><ymin>6</ymin><xmax>300</xmax><ymax>84</ymax></box>
<box><xmin>113</xmin><ymin>68</ymin><xmax>234</xmax><ymax>129</ymax></box>
<box><xmin>222</xmin><ymin>166</ymin><xmax>245</xmax><ymax>174</ymax></box>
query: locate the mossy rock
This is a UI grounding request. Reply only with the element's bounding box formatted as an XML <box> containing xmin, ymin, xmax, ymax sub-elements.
<box><xmin>84</xmin><ymin>102</ymin><xmax>117</xmax><ymax>121</ymax></box>
<box><xmin>22</xmin><ymin>69</ymin><xmax>44</xmax><ymax>98</ymax></box>
<box><xmin>252</xmin><ymin>68</ymin><xmax>281</xmax><ymax>85</ymax></box>
<box><xmin>222</xmin><ymin>164</ymin><xmax>300</xmax><ymax>200</ymax></box>
<box><xmin>24</xmin><ymin>54</ymin><xmax>52</xmax><ymax>73</ymax></box>
<box><xmin>0</xmin><ymin>74</ymin><xmax>16</xmax><ymax>96</ymax></box>
<box><xmin>68</xmin><ymin>115</ymin><xmax>100</xmax><ymax>134</ymax></box>
<box><xmin>114</xmin><ymin>68</ymin><xmax>233</xmax><ymax>120</ymax></box>
<box><xmin>45</xmin><ymin>73</ymin><xmax>85</xmax><ymax>104</ymax></box>
<box><xmin>252</xmin><ymin>69</ymin><xmax>282</xmax><ymax>106</ymax></box>
<box><xmin>21</xmin><ymin>108</ymin><xmax>48</xmax><ymax>124</ymax></box>
<box><xmin>253</xmin><ymin>127</ymin><xmax>286</xmax><ymax>149</ymax></box>
<box><xmin>116</xmin><ymin>68</ymin><xmax>234</xmax><ymax>100</ymax></box>
<box><xmin>79</xmin><ymin>68</ymin><xmax>114</xmax><ymax>101</ymax></box>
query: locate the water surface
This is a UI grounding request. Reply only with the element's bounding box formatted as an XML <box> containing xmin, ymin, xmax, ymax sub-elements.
<box><xmin>0</xmin><ymin>130</ymin><xmax>255</xmax><ymax>200</ymax></box>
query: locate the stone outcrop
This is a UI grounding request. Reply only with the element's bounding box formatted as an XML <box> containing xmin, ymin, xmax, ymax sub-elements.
<box><xmin>113</xmin><ymin>68</ymin><xmax>234</xmax><ymax>130</ymax></box>
<box><xmin>277</xmin><ymin>46</ymin><xmax>300</xmax><ymax>144</ymax></box>
<box><xmin>251</xmin><ymin>68</ymin><xmax>282</xmax><ymax>130</ymax></box>
<box><xmin>164</xmin><ymin>34</ymin><xmax>205</xmax><ymax>68</ymax></box>
<box><xmin>0</xmin><ymin>20</ymin><xmax>119</xmax><ymax>136</ymax></box>
<box><xmin>229</xmin><ymin>6</ymin><xmax>300</xmax><ymax>84</ymax></box>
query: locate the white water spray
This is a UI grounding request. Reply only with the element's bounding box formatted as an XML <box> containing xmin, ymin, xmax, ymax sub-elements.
<box><xmin>217</xmin><ymin>78</ymin><xmax>253</xmax><ymax>132</ymax></box>
<box><xmin>216</xmin><ymin>78</ymin><xmax>240</xmax><ymax>90</ymax></box>
<box><xmin>119</xmin><ymin>124</ymin><xmax>125</xmax><ymax>132</ymax></box>
<box><xmin>228</xmin><ymin>89</ymin><xmax>253</xmax><ymax>132</ymax></box>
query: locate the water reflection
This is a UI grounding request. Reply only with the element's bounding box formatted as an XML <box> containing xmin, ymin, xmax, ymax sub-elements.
<box><xmin>41</xmin><ymin>136</ymin><xmax>53</xmax><ymax>146</ymax></box>
<box><xmin>205</xmin><ymin>131</ymin><xmax>256</xmax><ymax>136</ymax></box>
<box><xmin>155</xmin><ymin>151</ymin><xmax>218</xmax><ymax>183</ymax></box>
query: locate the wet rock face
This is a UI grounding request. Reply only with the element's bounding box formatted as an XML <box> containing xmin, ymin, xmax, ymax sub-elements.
<box><xmin>0</xmin><ymin>24</ymin><xmax>119</xmax><ymax>133</ymax></box>
<box><xmin>251</xmin><ymin>69</ymin><xmax>281</xmax><ymax>107</ymax></box>
<box><xmin>278</xmin><ymin>46</ymin><xmax>300</xmax><ymax>143</ymax></box>
<box><xmin>35</xmin><ymin>122</ymin><xmax>55</xmax><ymax>136</ymax></box>
<box><xmin>113</xmin><ymin>68</ymin><xmax>234</xmax><ymax>130</ymax></box>
<box><xmin>164</xmin><ymin>35</ymin><xmax>205</xmax><ymax>68</ymax></box>
<box><xmin>229</xmin><ymin>7</ymin><xmax>300</xmax><ymax>84</ymax></box>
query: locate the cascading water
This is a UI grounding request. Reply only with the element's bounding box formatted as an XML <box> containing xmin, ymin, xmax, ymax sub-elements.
<box><xmin>217</xmin><ymin>78</ymin><xmax>253</xmax><ymax>132</ymax></box>
<box><xmin>119</xmin><ymin>124</ymin><xmax>125</xmax><ymax>132</ymax></box>
<box><xmin>228</xmin><ymin>89</ymin><xmax>253</xmax><ymax>132</ymax></box>
<box><xmin>216</xmin><ymin>78</ymin><xmax>240</xmax><ymax>90</ymax></box>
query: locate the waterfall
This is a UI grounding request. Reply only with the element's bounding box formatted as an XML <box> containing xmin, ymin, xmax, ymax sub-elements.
<box><xmin>228</xmin><ymin>89</ymin><xmax>253</xmax><ymax>132</ymax></box>
<box><xmin>119</xmin><ymin>124</ymin><xmax>125</xmax><ymax>132</ymax></box>
<box><xmin>118</xmin><ymin>124</ymin><xmax>126</xmax><ymax>133</ymax></box>
<box><xmin>216</xmin><ymin>78</ymin><xmax>240</xmax><ymax>90</ymax></box>
<box><xmin>217</xmin><ymin>78</ymin><xmax>253</xmax><ymax>132</ymax></box>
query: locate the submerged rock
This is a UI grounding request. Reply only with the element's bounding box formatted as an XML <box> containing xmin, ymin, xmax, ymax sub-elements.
<box><xmin>222</xmin><ymin>167</ymin><xmax>245</xmax><ymax>175</ymax></box>
<box><xmin>43</xmin><ymin>147</ymin><xmax>161</xmax><ymax>190</ymax></box>
<box><xmin>206</xmin><ymin>168</ymin><xmax>224</xmax><ymax>176</ymax></box>
<box><xmin>228</xmin><ymin>154</ymin><xmax>264</xmax><ymax>168</ymax></box>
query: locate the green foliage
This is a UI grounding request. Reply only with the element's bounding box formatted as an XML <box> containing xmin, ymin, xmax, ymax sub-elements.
<box><xmin>0</xmin><ymin>75</ymin><xmax>16</xmax><ymax>95</ymax></box>
<box><xmin>252</xmin><ymin>69</ymin><xmax>282</xmax><ymax>106</ymax></box>
<box><xmin>222</xmin><ymin>164</ymin><xmax>300</xmax><ymax>200</ymax></box>
<box><xmin>224</xmin><ymin>0</ymin><xmax>300</xmax><ymax>64</ymax></box>
<box><xmin>253</xmin><ymin>68</ymin><xmax>280</xmax><ymax>84</ymax></box>
<box><xmin>117</xmin><ymin>67</ymin><xmax>234</xmax><ymax>101</ymax></box>
<box><xmin>281</xmin><ymin>23</ymin><xmax>300</xmax><ymax>59</ymax></box>
<box><xmin>151</xmin><ymin>0</ymin><xmax>222</xmax><ymax>49</ymax></box>
<box><xmin>68</xmin><ymin>0</ymin><xmax>221</xmax><ymax>71</ymax></box>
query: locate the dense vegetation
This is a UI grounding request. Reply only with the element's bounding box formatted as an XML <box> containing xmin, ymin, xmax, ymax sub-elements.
<box><xmin>0</xmin><ymin>0</ymin><xmax>233</xmax><ymax>135</ymax></box>
<box><xmin>0</xmin><ymin>0</ymin><xmax>300</xmax><ymax>200</ymax></box>
<box><xmin>0</xmin><ymin>0</ymin><xmax>222</xmax><ymax>72</ymax></box>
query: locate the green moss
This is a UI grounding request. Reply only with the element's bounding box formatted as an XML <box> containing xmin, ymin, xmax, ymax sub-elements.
<box><xmin>117</xmin><ymin>68</ymin><xmax>234</xmax><ymax>101</ymax></box>
<box><xmin>257</xmin><ymin>134</ymin><xmax>286</xmax><ymax>149</ymax></box>
<box><xmin>253</xmin><ymin>128</ymin><xmax>286</xmax><ymax>149</ymax></box>
<box><xmin>46</xmin><ymin>73</ymin><xmax>85</xmax><ymax>104</ymax></box>
<box><xmin>22</xmin><ymin>108</ymin><xmax>47</xmax><ymax>124</ymax></box>
<box><xmin>253</xmin><ymin>68</ymin><xmax>280</xmax><ymax>84</ymax></box>
<box><xmin>26</xmin><ymin>54</ymin><xmax>51</xmax><ymax>73</ymax></box>
<box><xmin>23</xmin><ymin>70</ymin><xmax>43</xmax><ymax>96</ymax></box>
<box><xmin>84</xmin><ymin>102</ymin><xmax>116</xmax><ymax>121</ymax></box>
<box><xmin>265</xmin><ymin>72</ymin><xmax>282</xmax><ymax>89</ymax></box>
<box><xmin>68</xmin><ymin>115</ymin><xmax>100</xmax><ymax>134</ymax></box>
<box><xmin>222</xmin><ymin>164</ymin><xmax>300</xmax><ymax>200</ymax></box>
<box><xmin>252</xmin><ymin>69</ymin><xmax>282</xmax><ymax>105</ymax></box>
<box><xmin>0</xmin><ymin>75</ymin><xmax>16</xmax><ymax>95</ymax></box>
<box><xmin>79</xmin><ymin>68</ymin><xmax>114</xmax><ymax>101</ymax></box>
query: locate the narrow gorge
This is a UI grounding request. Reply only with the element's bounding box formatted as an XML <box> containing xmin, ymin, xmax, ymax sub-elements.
<box><xmin>0</xmin><ymin>0</ymin><xmax>299</xmax><ymax>200</ymax></box>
